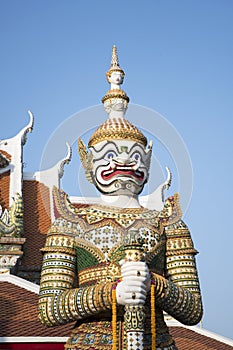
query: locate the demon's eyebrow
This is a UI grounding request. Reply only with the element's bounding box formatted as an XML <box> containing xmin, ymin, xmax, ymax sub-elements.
<box><xmin>128</xmin><ymin>143</ymin><xmax>146</xmax><ymax>154</ymax></box>
<box><xmin>92</xmin><ymin>141</ymin><xmax>118</xmax><ymax>153</ymax></box>
<box><xmin>118</xmin><ymin>143</ymin><xmax>146</xmax><ymax>154</ymax></box>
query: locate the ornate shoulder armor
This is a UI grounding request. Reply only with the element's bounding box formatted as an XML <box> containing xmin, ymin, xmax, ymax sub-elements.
<box><xmin>159</xmin><ymin>193</ymin><xmax>182</xmax><ymax>226</ymax></box>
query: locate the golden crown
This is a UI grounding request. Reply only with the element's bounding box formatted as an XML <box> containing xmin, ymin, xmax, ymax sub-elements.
<box><xmin>88</xmin><ymin>117</ymin><xmax>147</xmax><ymax>148</ymax></box>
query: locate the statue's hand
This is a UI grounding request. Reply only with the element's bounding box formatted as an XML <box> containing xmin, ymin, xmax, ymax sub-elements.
<box><xmin>116</xmin><ymin>261</ymin><xmax>151</xmax><ymax>305</ymax></box>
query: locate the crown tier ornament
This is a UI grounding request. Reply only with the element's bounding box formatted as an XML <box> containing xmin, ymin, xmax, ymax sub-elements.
<box><xmin>102</xmin><ymin>45</ymin><xmax>129</xmax><ymax>119</ymax></box>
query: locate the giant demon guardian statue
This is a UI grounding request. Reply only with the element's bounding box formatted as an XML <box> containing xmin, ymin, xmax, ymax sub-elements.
<box><xmin>38</xmin><ymin>46</ymin><xmax>203</xmax><ymax>350</ymax></box>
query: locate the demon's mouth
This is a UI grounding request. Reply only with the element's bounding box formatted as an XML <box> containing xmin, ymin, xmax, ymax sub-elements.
<box><xmin>101</xmin><ymin>165</ymin><xmax>144</xmax><ymax>182</ymax></box>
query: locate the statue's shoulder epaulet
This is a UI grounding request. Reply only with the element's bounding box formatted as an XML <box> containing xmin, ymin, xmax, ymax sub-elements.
<box><xmin>159</xmin><ymin>193</ymin><xmax>182</xmax><ymax>226</ymax></box>
<box><xmin>52</xmin><ymin>186</ymin><xmax>91</xmax><ymax>222</ymax></box>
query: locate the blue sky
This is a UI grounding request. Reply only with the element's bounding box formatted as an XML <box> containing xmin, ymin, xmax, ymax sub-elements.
<box><xmin>1</xmin><ymin>0</ymin><xmax>233</xmax><ymax>340</ymax></box>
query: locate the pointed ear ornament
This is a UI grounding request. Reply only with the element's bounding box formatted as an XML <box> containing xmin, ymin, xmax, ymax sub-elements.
<box><xmin>143</xmin><ymin>140</ymin><xmax>153</xmax><ymax>169</ymax></box>
<box><xmin>78</xmin><ymin>138</ymin><xmax>94</xmax><ymax>183</ymax></box>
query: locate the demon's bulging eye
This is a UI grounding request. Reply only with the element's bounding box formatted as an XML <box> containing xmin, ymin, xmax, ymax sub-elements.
<box><xmin>133</xmin><ymin>153</ymin><xmax>140</xmax><ymax>161</ymax></box>
<box><xmin>106</xmin><ymin>152</ymin><xmax>116</xmax><ymax>160</ymax></box>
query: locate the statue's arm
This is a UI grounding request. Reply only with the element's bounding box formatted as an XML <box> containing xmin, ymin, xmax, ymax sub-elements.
<box><xmin>38</xmin><ymin>225</ymin><xmax>113</xmax><ymax>327</ymax></box>
<box><xmin>151</xmin><ymin>220</ymin><xmax>203</xmax><ymax>326</ymax></box>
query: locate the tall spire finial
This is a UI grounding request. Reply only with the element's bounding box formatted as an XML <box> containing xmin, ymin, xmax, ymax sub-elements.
<box><xmin>106</xmin><ymin>45</ymin><xmax>125</xmax><ymax>83</ymax></box>
<box><xmin>111</xmin><ymin>45</ymin><xmax>120</xmax><ymax>69</ymax></box>
<box><xmin>102</xmin><ymin>45</ymin><xmax>129</xmax><ymax>119</ymax></box>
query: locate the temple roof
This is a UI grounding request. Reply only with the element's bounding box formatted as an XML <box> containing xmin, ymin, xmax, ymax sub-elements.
<box><xmin>169</xmin><ymin>326</ymin><xmax>233</xmax><ymax>349</ymax></box>
<box><xmin>0</xmin><ymin>277</ymin><xmax>73</xmax><ymax>339</ymax></box>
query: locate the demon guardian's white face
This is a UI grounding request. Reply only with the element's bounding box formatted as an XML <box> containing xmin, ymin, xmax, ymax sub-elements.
<box><xmin>90</xmin><ymin>140</ymin><xmax>152</xmax><ymax>195</ymax></box>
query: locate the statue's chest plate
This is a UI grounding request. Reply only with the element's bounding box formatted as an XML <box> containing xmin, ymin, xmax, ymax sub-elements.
<box><xmin>74</xmin><ymin>205</ymin><xmax>160</xmax><ymax>229</ymax></box>
<box><xmin>73</xmin><ymin>205</ymin><xmax>162</xmax><ymax>261</ymax></box>
<box><xmin>78</xmin><ymin>222</ymin><xmax>160</xmax><ymax>255</ymax></box>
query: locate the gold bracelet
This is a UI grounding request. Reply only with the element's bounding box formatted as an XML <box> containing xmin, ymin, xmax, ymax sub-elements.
<box><xmin>82</xmin><ymin>286</ymin><xmax>91</xmax><ymax>314</ymax></box>
<box><xmin>103</xmin><ymin>283</ymin><xmax>113</xmax><ymax>308</ymax></box>
<box><xmin>69</xmin><ymin>289</ymin><xmax>77</xmax><ymax>317</ymax></box>
<box><xmin>88</xmin><ymin>286</ymin><xmax>97</xmax><ymax>313</ymax></box>
<box><xmin>93</xmin><ymin>284</ymin><xmax>101</xmax><ymax>311</ymax></box>
<box><xmin>98</xmin><ymin>284</ymin><xmax>105</xmax><ymax>309</ymax></box>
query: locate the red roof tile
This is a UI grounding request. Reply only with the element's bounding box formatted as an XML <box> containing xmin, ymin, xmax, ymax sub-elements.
<box><xmin>0</xmin><ymin>281</ymin><xmax>73</xmax><ymax>338</ymax></box>
<box><xmin>21</xmin><ymin>180</ymin><xmax>52</xmax><ymax>268</ymax></box>
<box><xmin>0</xmin><ymin>150</ymin><xmax>11</xmax><ymax>162</ymax></box>
<box><xmin>170</xmin><ymin>327</ymin><xmax>233</xmax><ymax>349</ymax></box>
<box><xmin>0</xmin><ymin>170</ymin><xmax>10</xmax><ymax>210</ymax></box>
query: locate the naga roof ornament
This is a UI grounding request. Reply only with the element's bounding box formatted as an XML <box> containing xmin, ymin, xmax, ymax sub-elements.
<box><xmin>87</xmin><ymin>45</ymin><xmax>147</xmax><ymax>148</ymax></box>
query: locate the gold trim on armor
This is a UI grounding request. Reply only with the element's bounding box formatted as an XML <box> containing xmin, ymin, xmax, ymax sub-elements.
<box><xmin>75</xmin><ymin>236</ymin><xmax>105</xmax><ymax>262</ymax></box>
<box><xmin>40</xmin><ymin>246</ymin><xmax>76</xmax><ymax>255</ymax></box>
